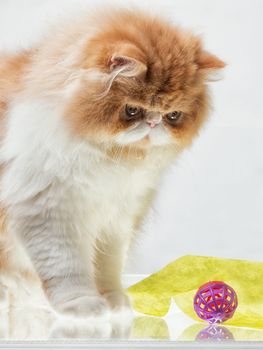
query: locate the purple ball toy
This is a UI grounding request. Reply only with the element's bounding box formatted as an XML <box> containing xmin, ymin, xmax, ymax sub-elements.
<box><xmin>194</xmin><ymin>281</ymin><xmax>238</xmax><ymax>324</ymax></box>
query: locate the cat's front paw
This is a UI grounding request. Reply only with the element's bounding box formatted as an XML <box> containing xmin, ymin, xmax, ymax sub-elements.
<box><xmin>104</xmin><ymin>291</ymin><xmax>133</xmax><ymax>315</ymax></box>
<box><xmin>56</xmin><ymin>295</ymin><xmax>110</xmax><ymax>319</ymax></box>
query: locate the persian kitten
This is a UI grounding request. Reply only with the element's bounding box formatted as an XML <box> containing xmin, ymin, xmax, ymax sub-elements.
<box><xmin>0</xmin><ymin>9</ymin><xmax>224</xmax><ymax>317</ymax></box>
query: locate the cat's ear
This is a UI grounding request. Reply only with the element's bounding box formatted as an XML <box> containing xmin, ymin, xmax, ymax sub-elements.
<box><xmin>197</xmin><ymin>51</ymin><xmax>226</xmax><ymax>81</ymax></box>
<box><xmin>108</xmin><ymin>55</ymin><xmax>147</xmax><ymax>77</ymax></box>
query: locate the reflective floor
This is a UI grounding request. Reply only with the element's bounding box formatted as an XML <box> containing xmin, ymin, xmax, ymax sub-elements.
<box><xmin>0</xmin><ymin>274</ymin><xmax>263</xmax><ymax>347</ymax></box>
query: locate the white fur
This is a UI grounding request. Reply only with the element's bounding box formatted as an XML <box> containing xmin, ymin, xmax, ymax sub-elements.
<box><xmin>115</xmin><ymin>121</ymin><xmax>173</xmax><ymax>146</ymax></box>
<box><xmin>0</xmin><ymin>96</ymin><xmax>173</xmax><ymax>317</ymax></box>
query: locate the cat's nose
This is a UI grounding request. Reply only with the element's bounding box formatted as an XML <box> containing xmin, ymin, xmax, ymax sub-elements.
<box><xmin>145</xmin><ymin>112</ymin><xmax>162</xmax><ymax>128</ymax></box>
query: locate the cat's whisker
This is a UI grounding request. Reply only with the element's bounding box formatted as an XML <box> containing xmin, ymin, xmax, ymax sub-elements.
<box><xmin>110</xmin><ymin>144</ymin><xmax>123</xmax><ymax>164</ymax></box>
<box><xmin>117</xmin><ymin>145</ymin><xmax>125</xmax><ymax>163</ymax></box>
<box><xmin>127</xmin><ymin>145</ymin><xmax>132</xmax><ymax>161</ymax></box>
<box><xmin>112</xmin><ymin>145</ymin><xmax>120</xmax><ymax>163</ymax></box>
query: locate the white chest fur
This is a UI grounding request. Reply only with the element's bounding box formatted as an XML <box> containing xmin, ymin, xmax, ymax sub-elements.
<box><xmin>0</xmin><ymin>98</ymin><xmax>174</xmax><ymax>302</ymax></box>
<box><xmin>0</xmin><ymin>99</ymin><xmax>167</xmax><ymax>242</ymax></box>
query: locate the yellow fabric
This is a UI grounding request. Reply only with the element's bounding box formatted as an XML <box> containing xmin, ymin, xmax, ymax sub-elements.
<box><xmin>127</xmin><ymin>255</ymin><xmax>263</xmax><ymax>328</ymax></box>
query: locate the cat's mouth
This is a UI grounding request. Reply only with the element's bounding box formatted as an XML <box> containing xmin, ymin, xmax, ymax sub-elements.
<box><xmin>115</xmin><ymin>121</ymin><xmax>171</xmax><ymax>146</ymax></box>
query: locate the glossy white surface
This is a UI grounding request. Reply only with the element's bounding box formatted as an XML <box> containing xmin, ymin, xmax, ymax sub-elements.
<box><xmin>0</xmin><ymin>274</ymin><xmax>262</xmax><ymax>347</ymax></box>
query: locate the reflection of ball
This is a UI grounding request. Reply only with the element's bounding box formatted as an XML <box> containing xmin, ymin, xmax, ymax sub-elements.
<box><xmin>196</xmin><ymin>325</ymin><xmax>234</xmax><ymax>341</ymax></box>
<box><xmin>193</xmin><ymin>281</ymin><xmax>238</xmax><ymax>324</ymax></box>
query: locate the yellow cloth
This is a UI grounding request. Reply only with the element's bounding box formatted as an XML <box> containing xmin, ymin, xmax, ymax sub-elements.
<box><xmin>127</xmin><ymin>255</ymin><xmax>263</xmax><ymax>328</ymax></box>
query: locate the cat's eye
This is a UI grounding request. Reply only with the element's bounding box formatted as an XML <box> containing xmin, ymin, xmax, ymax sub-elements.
<box><xmin>124</xmin><ymin>105</ymin><xmax>143</xmax><ymax>120</ymax></box>
<box><xmin>165</xmin><ymin>111</ymin><xmax>183</xmax><ymax>125</ymax></box>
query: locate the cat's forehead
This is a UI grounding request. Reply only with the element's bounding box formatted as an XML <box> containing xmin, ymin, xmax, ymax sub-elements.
<box><xmin>123</xmin><ymin>56</ymin><xmax>200</xmax><ymax>111</ymax></box>
<box><xmin>142</xmin><ymin>93</ymin><xmax>175</xmax><ymax>111</ymax></box>
<box><xmin>125</xmin><ymin>77</ymin><xmax>195</xmax><ymax>112</ymax></box>
<box><xmin>124</xmin><ymin>93</ymin><xmax>184</xmax><ymax>114</ymax></box>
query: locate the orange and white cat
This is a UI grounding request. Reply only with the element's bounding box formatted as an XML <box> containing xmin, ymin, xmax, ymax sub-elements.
<box><xmin>0</xmin><ymin>8</ymin><xmax>224</xmax><ymax>318</ymax></box>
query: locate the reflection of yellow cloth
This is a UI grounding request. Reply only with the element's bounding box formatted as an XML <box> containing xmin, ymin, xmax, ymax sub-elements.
<box><xmin>132</xmin><ymin>317</ymin><xmax>169</xmax><ymax>340</ymax></box>
<box><xmin>127</xmin><ymin>255</ymin><xmax>263</xmax><ymax>328</ymax></box>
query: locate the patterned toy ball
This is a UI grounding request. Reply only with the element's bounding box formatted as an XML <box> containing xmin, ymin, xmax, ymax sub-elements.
<box><xmin>193</xmin><ymin>281</ymin><xmax>238</xmax><ymax>324</ymax></box>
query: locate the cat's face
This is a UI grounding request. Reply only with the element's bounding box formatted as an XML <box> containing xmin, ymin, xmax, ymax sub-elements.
<box><xmin>65</xmin><ymin>10</ymin><xmax>224</xmax><ymax>150</ymax></box>
<box><xmin>115</xmin><ymin>104</ymin><xmax>185</xmax><ymax>147</ymax></box>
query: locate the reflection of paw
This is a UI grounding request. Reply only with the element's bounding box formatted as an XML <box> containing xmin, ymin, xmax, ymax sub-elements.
<box><xmin>110</xmin><ymin>313</ymin><xmax>133</xmax><ymax>340</ymax></box>
<box><xmin>56</xmin><ymin>295</ymin><xmax>110</xmax><ymax>319</ymax></box>
<box><xmin>50</xmin><ymin>318</ymin><xmax>112</xmax><ymax>339</ymax></box>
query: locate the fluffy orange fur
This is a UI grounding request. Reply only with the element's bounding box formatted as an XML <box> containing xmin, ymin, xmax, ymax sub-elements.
<box><xmin>63</xmin><ymin>10</ymin><xmax>224</xmax><ymax>150</ymax></box>
<box><xmin>0</xmin><ymin>52</ymin><xmax>31</xmax><ymax>131</ymax></box>
<box><xmin>0</xmin><ymin>9</ymin><xmax>224</xmax><ymax>153</ymax></box>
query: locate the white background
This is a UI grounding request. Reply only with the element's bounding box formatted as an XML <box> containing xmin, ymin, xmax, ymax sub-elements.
<box><xmin>0</xmin><ymin>0</ymin><xmax>262</xmax><ymax>274</ymax></box>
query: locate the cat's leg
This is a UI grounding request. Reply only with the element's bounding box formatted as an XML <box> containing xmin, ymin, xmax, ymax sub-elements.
<box><xmin>7</xmin><ymin>190</ymin><xmax>109</xmax><ymax>319</ymax></box>
<box><xmin>0</xmin><ymin>282</ymin><xmax>8</xmax><ymax>339</ymax></box>
<box><xmin>94</xmin><ymin>233</ymin><xmax>132</xmax><ymax>312</ymax></box>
